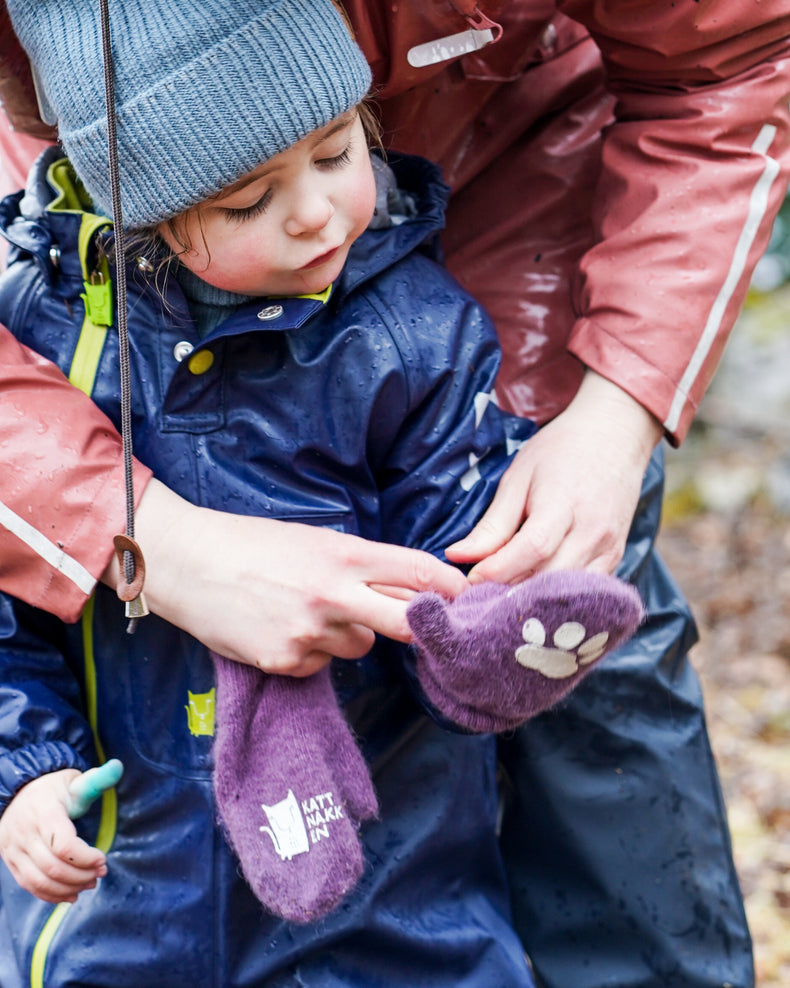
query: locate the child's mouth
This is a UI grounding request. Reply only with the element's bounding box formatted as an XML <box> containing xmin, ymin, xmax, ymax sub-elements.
<box><xmin>301</xmin><ymin>246</ymin><xmax>339</xmax><ymax>270</ymax></box>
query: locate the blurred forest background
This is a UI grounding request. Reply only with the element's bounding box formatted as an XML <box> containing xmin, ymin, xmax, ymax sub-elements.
<box><xmin>659</xmin><ymin>195</ymin><xmax>790</xmax><ymax>986</ymax></box>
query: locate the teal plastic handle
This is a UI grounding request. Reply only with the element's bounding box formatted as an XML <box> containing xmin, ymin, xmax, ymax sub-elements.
<box><xmin>65</xmin><ymin>759</ymin><xmax>124</xmax><ymax>820</ymax></box>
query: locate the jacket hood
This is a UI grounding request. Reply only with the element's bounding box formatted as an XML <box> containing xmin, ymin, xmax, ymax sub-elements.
<box><xmin>338</xmin><ymin>151</ymin><xmax>450</xmax><ymax>298</ymax></box>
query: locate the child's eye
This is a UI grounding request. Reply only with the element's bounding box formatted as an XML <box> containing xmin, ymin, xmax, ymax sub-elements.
<box><xmin>317</xmin><ymin>146</ymin><xmax>353</xmax><ymax>170</ymax></box>
<box><xmin>221</xmin><ymin>190</ymin><xmax>272</xmax><ymax>223</ymax></box>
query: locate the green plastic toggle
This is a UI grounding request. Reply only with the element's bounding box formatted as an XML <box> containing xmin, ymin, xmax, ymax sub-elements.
<box><xmin>66</xmin><ymin>758</ymin><xmax>124</xmax><ymax>820</ymax></box>
<box><xmin>81</xmin><ymin>274</ymin><xmax>114</xmax><ymax>327</ymax></box>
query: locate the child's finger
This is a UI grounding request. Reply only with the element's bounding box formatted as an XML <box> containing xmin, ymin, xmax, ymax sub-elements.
<box><xmin>24</xmin><ymin>816</ymin><xmax>106</xmax><ymax>876</ymax></box>
<box><xmin>29</xmin><ymin>836</ymin><xmax>106</xmax><ymax>877</ymax></box>
<box><xmin>9</xmin><ymin>849</ymin><xmax>102</xmax><ymax>904</ymax></box>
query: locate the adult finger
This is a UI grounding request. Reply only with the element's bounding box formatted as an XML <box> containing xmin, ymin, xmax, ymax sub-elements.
<box><xmin>465</xmin><ymin>496</ymin><xmax>574</xmax><ymax>584</ymax></box>
<box><xmin>357</xmin><ymin>542</ymin><xmax>467</xmax><ymax>599</ymax></box>
<box><xmin>445</xmin><ymin>474</ymin><xmax>528</xmax><ymax>565</ymax></box>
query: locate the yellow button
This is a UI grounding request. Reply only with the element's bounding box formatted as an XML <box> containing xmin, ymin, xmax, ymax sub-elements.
<box><xmin>188</xmin><ymin>350</ymin><xmax>214</xmax><ymax>375</ymax></box>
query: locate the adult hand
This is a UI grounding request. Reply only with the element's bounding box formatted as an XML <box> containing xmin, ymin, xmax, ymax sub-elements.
<box><xmin>0</xmin><ymin>771</ymin><xmax>107</xmax><ymax>904</ymax></box>
<box><xmin>109</xmin><ymin>480</ymin><xmax>468</xmax><ymax>676</ymax></box>
<box><xmin>446</xmin><ymin>371</ymin><xmax>663</xmax><ymax>582</ymax></box>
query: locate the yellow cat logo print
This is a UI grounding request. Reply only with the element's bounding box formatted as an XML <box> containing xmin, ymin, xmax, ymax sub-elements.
<box><xmin>185</xmin><ymin>688</ymin><xmax>216</xmax><ymax>737</ymax></box>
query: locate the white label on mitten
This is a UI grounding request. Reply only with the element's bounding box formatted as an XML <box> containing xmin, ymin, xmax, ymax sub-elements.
<box><xmin>260</xmin><ymin>789</ymin><xmax>345</xmax><ymax>861</ymax></box>
<box><xmin>260</xmin><ymin>790</ymin><xmax>310</xmax><ymax>860</ymax></box>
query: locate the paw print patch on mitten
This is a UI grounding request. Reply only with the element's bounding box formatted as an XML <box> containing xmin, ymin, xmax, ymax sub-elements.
<box><xmin>407</xmin><ymin>570</ymin><xmax>645</xmax><ymax>734</ymax></box>
<box><xmin>515</xmin><ymin>618</ymin><xmax>611</xmax><ymax>679</ymax></box>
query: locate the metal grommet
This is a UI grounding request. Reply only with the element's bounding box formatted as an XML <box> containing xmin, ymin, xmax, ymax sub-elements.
<box><xmin>136</xmin><ymin>256</ymin><xmax>154</xmax><ymax>274</ymax></box>
<box><xmin>49</xmin><ymin>244</ymin><xmax>61</xmax><ymax>267</ymax></box>
<box><xmin>257</xmin><ymin>304</ymin><xmax>284</xmax><ymax>321</ymax></box>
<box><xmin>188</xmin><ymin>350</ymin><xmax>214</xmax><ymax>375</ymax></box>
<box><xmin>173</xmin><ymin>340</ymin><xmax>194</xmax><ymax>362</ymax></box>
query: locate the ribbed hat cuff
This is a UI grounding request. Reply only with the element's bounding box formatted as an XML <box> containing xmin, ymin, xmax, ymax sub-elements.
<box><xmin>65</xmin><ymin>4</ymin><xmax>371</xmax><ymax>228</ymax></box>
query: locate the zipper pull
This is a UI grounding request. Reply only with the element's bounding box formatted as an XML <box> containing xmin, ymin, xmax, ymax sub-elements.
<box><xmin>81</xmin><ymin>270</ymin><xmax>114</xmax><ymax>327</ymax></box>
<box><xmin>407</xmin><ymin>7</ymin><xmax>502</xmax><ymax>68</ymax></box>
<box><xmin>462</xmin><ymin>7</ymin><xmax>503</xmax><ymax>42</ymax></box>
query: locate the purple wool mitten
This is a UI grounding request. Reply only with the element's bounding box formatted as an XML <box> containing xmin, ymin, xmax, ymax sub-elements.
<box><xmin>407</xmin><ymin>571</ymin><xmax>645</xmax><ymax>733</ymax></box>
<box><xmin>211</xmin><ymin>655</ymin><xmax>378</xmax><ymax>923</ymax></box>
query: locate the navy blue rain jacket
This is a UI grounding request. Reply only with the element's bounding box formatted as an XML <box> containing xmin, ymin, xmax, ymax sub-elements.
<box><xmin>0</xmin><ymin>150</ymin><xmax>538</xmax><ymax>988</ymax></box>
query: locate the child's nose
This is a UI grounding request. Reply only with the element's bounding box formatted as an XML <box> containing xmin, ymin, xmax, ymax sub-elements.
<box><xmin>285</xmin><ymin>193</ymin><xmax>334</xmax><ymax>236</ymax></box>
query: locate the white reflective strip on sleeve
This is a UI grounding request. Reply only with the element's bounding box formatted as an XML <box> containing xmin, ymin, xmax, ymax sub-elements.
<box><xmin>664</xmin><ymin>124</ymin><xmax>781</xmax><ymax>434</ymax></box>
<box><xmin>0</xmin><ymin>500</ymin><xmax>96</xmax><ymax>595</ymax></box>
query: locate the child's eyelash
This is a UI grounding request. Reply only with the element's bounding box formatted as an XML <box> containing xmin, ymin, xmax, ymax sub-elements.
<box><xmin>220</xmin><ymin>142</ymin><xmax>353</xmax><ymax>222</ymax></box>
<box><xmin>319</xmin><ymin>146</ymin><xmax>352</xmax><ymax>169</ymax></box>
<box><xmin>222</xmin><ymin>191</ymin><xmax>272</xmax><ymax>223</ymax></box>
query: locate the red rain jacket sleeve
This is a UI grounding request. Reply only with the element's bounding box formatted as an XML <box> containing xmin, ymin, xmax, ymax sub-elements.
<box><xmin>0</xmin><ymin>325</ymin><xmax>152</xmax><ymax>621</ymax></box>
<box><xmin>346</xmin><ymin>0</ymin><xmax>790</xmax><ymax>442</ymax></box>
<box><xmin>559</xmin><ymin>0</ymin><xmax>790</xmax><ymax>441</ymax></box>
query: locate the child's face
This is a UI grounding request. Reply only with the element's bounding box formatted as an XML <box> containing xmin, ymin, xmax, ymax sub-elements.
<box><xmin>158</xmin><ymin>110</ymin><xmax>376</xmax><ymax>297</ymax></box>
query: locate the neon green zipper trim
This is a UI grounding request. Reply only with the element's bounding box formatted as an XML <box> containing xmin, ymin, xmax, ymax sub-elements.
<box><xmin>30</xmin><ymin>320</ymin><xmax>118</xmax><ymax>985</ymax></box>
<box><xmin>45</xmin><ymin>157</ymin><xmax>114</xmax><ymax>396</ymax></box>
<box><xmin>29</xmin><ymin>903</ymin><xmax>71</xmax><ymax>988</ymax></box>
<box><xmin>79</xmin><ymin>596</ymin><xmax>118</xmax><ymax>855</ymax></box>
<box><xmin>30</xmin><ymin>596</ymin><xmax>117</xmax><ymax>987</ymax></box>
<box><xmin>69</xmin><ymin>214</ymin><xmax>113</xmax><ymax>395</ymax></box>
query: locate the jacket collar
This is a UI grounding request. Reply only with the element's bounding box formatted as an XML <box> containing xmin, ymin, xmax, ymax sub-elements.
<box><xmin>0</xmin><ymin>147</ymin><xmax>451</xmax><ymax>334</ymax></box>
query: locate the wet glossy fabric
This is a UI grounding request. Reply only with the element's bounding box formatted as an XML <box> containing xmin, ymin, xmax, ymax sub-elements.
<box><xmin>0</xmin><ymin>152</ymin><xmax>537</xmax><ymax>987</ymax></box>
<box><xmin>0</xmin><ymin>5</ymin><xmax>775</xmax><ymax>985</ymax></box>
<box><xmin>1</xmin><ymin>0</ymin><xmax>789</xmax><ymax>605</ymax></box>
<box><xmin>499</xmin><ymin>449</ymin><xmax>754</xmax><ymax>987</ymax></box>
<box><xmin>345</xmin><ymin>0</ymin><xmax>790</xmax><ymax>441</ymax></box>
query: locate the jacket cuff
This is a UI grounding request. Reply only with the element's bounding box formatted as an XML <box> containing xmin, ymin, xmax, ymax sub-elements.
<box><xmin>0</xmin><ymin>741</ymin><xmax>89</xmax><ymax>810</ymax></box>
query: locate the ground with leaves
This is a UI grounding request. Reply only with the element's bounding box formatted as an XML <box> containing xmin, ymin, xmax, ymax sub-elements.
<box><xmin>658</xmin><ymin>500</ymin><xmax>790</xmax><ymax>987</ymax></box>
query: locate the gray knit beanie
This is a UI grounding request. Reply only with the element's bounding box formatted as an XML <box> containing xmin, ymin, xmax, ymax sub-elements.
<box><xmin>8</xmin><ymin>0</ymin><xmax>372</xmax><ymax>228</ymax></box>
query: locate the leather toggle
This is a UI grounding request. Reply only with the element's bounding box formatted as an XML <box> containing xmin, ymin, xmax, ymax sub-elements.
<box><xmin>113</xmin><ymin>533</ymin><xmax>149</xmax><ymax>623</ymax></box>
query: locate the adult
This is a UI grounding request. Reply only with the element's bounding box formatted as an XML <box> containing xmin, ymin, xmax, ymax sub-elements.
<box><xmin>1</xmin><ymin>3</ymin><xmax>789</xmax><ymax>986</ymax></box>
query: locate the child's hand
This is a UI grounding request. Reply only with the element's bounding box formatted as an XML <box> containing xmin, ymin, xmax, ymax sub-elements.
<box><xmin>0</xmin><ymin>770</ymin><xmax>108</xmax><ymax>903</ymax></box>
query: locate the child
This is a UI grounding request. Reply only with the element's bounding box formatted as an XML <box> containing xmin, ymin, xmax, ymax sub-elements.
<box><xmin>0</xmin><ymin>1</ymin><xmax>641</xmax><ymax>985</ymax></box>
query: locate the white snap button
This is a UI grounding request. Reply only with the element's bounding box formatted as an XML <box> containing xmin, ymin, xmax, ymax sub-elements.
<box><xmin>257</xmin><ymin>304</ymin><xmax>284</xmax><ymax>321</ymax></box>
<box><xmin>173</xmin><ymin>340</ymin><xmax>194</xmax><ymax>362</ymax></box>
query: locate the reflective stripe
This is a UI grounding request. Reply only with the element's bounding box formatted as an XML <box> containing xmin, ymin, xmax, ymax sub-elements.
<box><xmin>29</xmin><ymin>597</ymin><xmax>118</xmax><ymax>987</ymax></box>
<box><xmin>664</xmin><ymin>124</ymin><xmax>781</xmax><ymax>434</ymax></box>
<box><xmin>0</xmin><ymin>501</ymin><xmax>96</xmax><ymax>595</ymax></box>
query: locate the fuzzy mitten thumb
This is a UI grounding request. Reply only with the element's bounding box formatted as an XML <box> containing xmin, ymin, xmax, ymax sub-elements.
<box><xmin>211</xmin><ymin>655</ymin><xmax>378</xmax><ymax>923</ymax></box>
<box><xmin>407</xmin><ymin>571</ymin><xmax>644</xmax><ymax>733</ymax></box>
